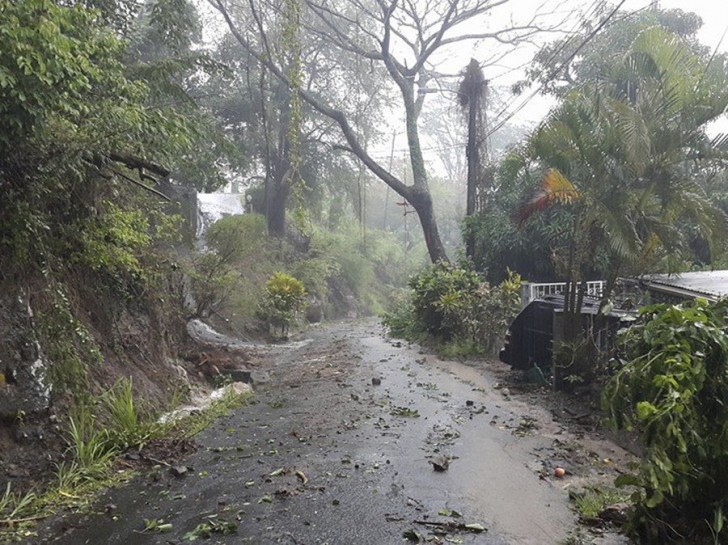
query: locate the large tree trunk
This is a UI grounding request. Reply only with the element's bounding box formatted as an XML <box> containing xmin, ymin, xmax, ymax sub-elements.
<box><xmin>397</xmin><ymin>65</ymin><xmax>448</xmax><ymax>263</ymax></box>
<box><xmin>407</xmin><ymin>185</ymin><xmax>447</xmax><ymax>263</ymax></box>
<box><xmin>209</xmin><ymin>0</ymin><xmax>449</xmax><ymax>262</ymax></box>
<box><xmin>266</xmin><ymin>171</ymin><xmax>290</xmax><ymax>237</ymax></box>
<box><xmin>264</xmin><ymin>88</ymin><xmax>293</xmax><ymax>238</ymax></box>
<box><xmin>458</xmin><ymin>59</ymin><xmax>488</xmax><ymax>261</ymax></box>
<box><xmin>465</xmin><ymin>94</ymin><xmax>478</xmax><ymax>260</ymax></box>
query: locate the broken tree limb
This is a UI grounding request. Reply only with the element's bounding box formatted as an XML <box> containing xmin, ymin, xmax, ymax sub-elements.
<box><xmin>413</xmin><ymin>520</ymin><xmax>487</xmax><ymax>533</ymax></box>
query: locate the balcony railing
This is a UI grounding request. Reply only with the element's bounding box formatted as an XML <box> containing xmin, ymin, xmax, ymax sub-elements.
<box><xmin>521</xmin><ymin>281</ymin><xmax>605</xmax><ymax>308</ymax></box>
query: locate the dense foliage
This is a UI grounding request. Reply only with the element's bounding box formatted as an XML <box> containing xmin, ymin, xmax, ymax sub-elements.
<box><xmin>0</xmin><ymin>0</ymin><xmax>234</xmax><ymax>416</ymax></box>
<box><xmin>475</xmin><ymin>12</ymin><xmax>728</xmax><ymax>288</ymax></box>
<box><xmin>258</xmin><ymin>272</ymin><xmax>307</xmax><ymax>337</ymax></box>
<box><xmin>603</xmin><ymin>299</ymin><xmax>728</xmax><ymax>543</ymax></box>
<box><xmin>409</xmin><ymin>262</ymin><xmax>481</xmax><ymax>340</ymax></box>
<box><xmin>384</xmin><ymin>262</ymin><xmax>521</xmax><ymax>356</ymax></box>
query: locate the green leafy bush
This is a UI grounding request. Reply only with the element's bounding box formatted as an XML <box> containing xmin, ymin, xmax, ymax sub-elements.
<box><xmin>467</xmin><ymin>269</ymin><xmax>522</xmax><ymax>352</ymax></box>
<box><xmin>383</xmin><ymin>264</ymin><xmax>522</xmax><ymax>355</ymax></box>
<box><xmin>79</xmin><ymin>202</ymin><xmax>151</xmax><ymax>282</ymax></box>
<box><xmin>409</xmin><ymin>261</ymin><xmax>481</xmax><ymax>340</ymax></box>
<box><xmin>380</xmin><ymin>289</ymin><xmax>425</xmax><ymax>339</ymax></box>
<box><xmin>259</xmin><ymin>272</ymin><xmax>307</xmax><ymax>337</ymax></box>
<box><xmin>191</xmin><ymin>214</ymin><xmax>270</xmax><ymax>318</ymax></box>
<box><xmin>603</xmin><ymin>299</ymin><xmax>728</xmax><ymax>543</ymax></box>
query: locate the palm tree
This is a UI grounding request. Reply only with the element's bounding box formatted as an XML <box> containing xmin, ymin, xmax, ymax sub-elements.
<box><xmin>458</xmin><ymin>58</ymin><xmax>489</xmax><ymax>260</ymax></box>
<box><xmin>515</xmin><ymin>26</ymin><xmax>728</xmax><ymax>340</ymax></box>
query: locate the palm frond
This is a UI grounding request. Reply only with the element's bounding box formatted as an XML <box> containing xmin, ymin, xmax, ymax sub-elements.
<box><xmin>513</xmin><ymin>169</ymin><xmax>580</xmax><ymax>226</ymax></box>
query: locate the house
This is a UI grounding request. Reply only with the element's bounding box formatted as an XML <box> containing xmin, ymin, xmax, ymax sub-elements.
<box><xmin>626</xmin><ymin>271</ymin><xmax>728</xmax><ymax>304</ymax></box>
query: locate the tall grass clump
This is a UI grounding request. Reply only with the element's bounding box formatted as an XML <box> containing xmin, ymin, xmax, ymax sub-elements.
<box><xmin>0</xmin><ymin>483</ymin><xmax>38</xmax><ymax>523</ymax></box>
<box><xmin>57</xmin><ymin>404</ymin><xmax>117</xmax><ymax>488</ymax></box>
<box><xmin>102</xmin><ymin>377</ymin><xmax>157</xmax><ymax>449</ymax></box>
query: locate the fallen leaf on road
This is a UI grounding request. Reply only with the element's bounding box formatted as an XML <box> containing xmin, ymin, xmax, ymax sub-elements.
<box><xmin>403</xmin><ymin>529</ymin><xmax>422</xmax><ymax>542</ymax></box>
<box><xmin>296</xmin><ymin>470</ymin><xmax>308</xmax><ymax>485</ymax></box>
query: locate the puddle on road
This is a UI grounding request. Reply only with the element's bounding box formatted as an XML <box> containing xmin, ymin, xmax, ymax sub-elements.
<box><xmin>356</xmin><ymin>333</ymin><xmax>597</xmax><ymax>544</ymax></box>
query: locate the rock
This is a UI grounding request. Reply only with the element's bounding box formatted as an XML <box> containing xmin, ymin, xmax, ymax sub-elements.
<box><xmin>429</xmin><ymin>455</ymin><xmax>449</xmax><ymax>472</ymax></box>
<box><xmin>599</xmin><ymin>503</ymin><xmax>630</xmax><ymax>525</ymax></box>
<box><xmin>0</xmin><ymin>291</ymin><xmax>52</xmax><ymax>417</ymax></box>
<box><xmin>227</xmin><ymin>369</ymin><xmax>252</xmax><ymax>383</ymax></box>
<box><xmin>210</xmin><ymin>382</ymin><xmax>252</xmax><ymax>401</ymax></box>
<box><xmin>170</xmin><ymin>465</ymin><xmax>189</xmax><ymax>477</ymax></box>
<box><xmin>371</xmin><ymin>377</ymin><xmax>381</xmax><ymax>386</ymax></box>
<box><xmin>251</xmin><ymin>371</ymin><xmax>271</xmax><ymax>386</ymax></box>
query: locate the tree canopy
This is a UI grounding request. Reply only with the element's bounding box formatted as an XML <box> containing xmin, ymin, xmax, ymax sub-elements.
<box><xmin>208</xmin><ymin>0</ymin><xmax>565</xmax><ymax>262</ymax></box>
<box><xmin>474</xmin><ymin>9</ymin><xmax>728</xmax><ymax>288</ymax></box>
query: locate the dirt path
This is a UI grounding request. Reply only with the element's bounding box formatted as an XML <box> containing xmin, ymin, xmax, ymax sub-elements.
<box><xmin>37</xmin><ymin>320</ymin><xmax>634</xmax><ymax>544</ymax></box>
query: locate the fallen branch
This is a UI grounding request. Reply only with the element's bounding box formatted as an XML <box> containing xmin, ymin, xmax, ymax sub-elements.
<box><xmin>413</xmin><ymin>520</ymin><xmax>486</xmax><ymax>533</ymax></box>
<box><xmin>109</xmin><ymin>167</ymin><xmax>172</xmax><ymax>201</ymax></box>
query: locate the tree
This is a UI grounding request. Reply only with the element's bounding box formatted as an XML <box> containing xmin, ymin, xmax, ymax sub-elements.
<box><xmin>127</xmin><ymin>0</ymin><xmax>236</xmax><ymax>192</ymax></box>
<box><xmin>208</xmin><ymin>0</ymin><xmax>562</xmax><ymax>263</ymax></box>
<box><xmin>0</xmin><ymin>0</ymin><xmax>229</xmax><ymax>272</ymax></box>
<box><xmin>201</xmin><ymin>32</ymin><xmax>372</xmax><ymax>237</ymax></box>
<box><xmin>521</xmin><ymin>5</ymin><xmax>706</xmax><ymax>97</ymax></box>
<box><xmin>457</xmin><ymin>58</ymin><xmax>489</xmax><ymax>259</ymax></box>
<box><xmin>513</xmin><ymin>25</ymin><xmax>728</xmax><ymax>340</ymax></box>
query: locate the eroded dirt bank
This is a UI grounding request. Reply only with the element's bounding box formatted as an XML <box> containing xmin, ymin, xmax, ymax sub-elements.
<box><xmin>37</xmin><ymin>320</ymin><xmax>633</xmax><ymax>544</ymax></box>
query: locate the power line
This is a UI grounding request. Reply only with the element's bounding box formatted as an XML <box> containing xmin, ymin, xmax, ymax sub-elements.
<box><xmin>487</xmin><ymin>0</ymin><xmax>605</xmax><ymax>85</ymax></box>
<box><xmin>486</xmin><ymin>0</ymin><xmax>630</xmax><ymax>138</ymax></box>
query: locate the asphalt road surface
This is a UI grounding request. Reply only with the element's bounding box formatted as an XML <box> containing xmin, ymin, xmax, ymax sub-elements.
<box><xmin>37</xmin><ymin>320</ymin><xmax>633</xmax><ymax>545</ymax></box>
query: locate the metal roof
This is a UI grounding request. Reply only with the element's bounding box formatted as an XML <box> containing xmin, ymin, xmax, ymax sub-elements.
<box><xmin>638</xmin><ymin>271</ymin><xmax>728</xmax><ymax>301</ymax></box>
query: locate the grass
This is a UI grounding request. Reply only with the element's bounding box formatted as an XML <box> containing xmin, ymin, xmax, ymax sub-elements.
<box><xmin>0</xmin><ymin>379</ymin><xmax>251</xmax><ymax>542</ymax></box>
<box><xmin>0</xmin><ymin>483</ymin><xmax>37</xmax><ymax>523</ymax></box>
<box><xmin>67</xmin><ymin>408</ymin><xmax>117</xmax><ymax>473</ymax></box>
<box><xmin>570</xmin><ymin>484</ymin><xmax>631</xmax><ymax>520</ymax></box>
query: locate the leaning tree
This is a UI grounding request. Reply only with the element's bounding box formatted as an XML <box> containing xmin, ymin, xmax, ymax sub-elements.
<box><xmin>208</xmin><ymin>0</ymin><xmax>566</xmax><ymax>263</ymax></box>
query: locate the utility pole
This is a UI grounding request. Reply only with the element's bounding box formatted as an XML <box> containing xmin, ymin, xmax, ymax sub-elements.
<box><xmin>383</xmin><ymin>130</ymin><xmax>396</xmax><ymax>231</ymax></box>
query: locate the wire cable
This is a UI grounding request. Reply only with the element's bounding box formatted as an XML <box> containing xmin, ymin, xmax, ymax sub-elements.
<box><xmin>486</xmin><ymin>0</ymin><xmax>630</xmax><ymax>138</ymax></box>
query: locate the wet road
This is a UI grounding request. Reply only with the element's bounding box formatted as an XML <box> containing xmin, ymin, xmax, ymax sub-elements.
<box><xmin>37</xmin><ymin>320</ymin><xmax>631</xmax><ymax>544</ymax></box>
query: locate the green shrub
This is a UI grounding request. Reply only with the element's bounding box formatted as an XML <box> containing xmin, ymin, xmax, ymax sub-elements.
<box><xmin>78</xmin><ymin>202</ymin><xmax>151</xmax><ymax>281</ymax></box>
<box><xmin>191</xmin><ymin>214</ymin><xmax>271</xmax><ymax>318</ymax></box>
<box><xmin>381</xmin><ymin>289</ymin><xmax>425</xmax><ymax>339</ymax></box>
<box><xmin>467</xmin><ymin>269</ymin><xmax>522</xmax><ymax>353</ymax></box>
<box><xmin>603</xmin><ymin>299</ymin><xmax>728</xmax><ymax>543</ymax></box>
<box><xmin>383</xmin><ymin>264</ymin><xmax>522</xmax><ymax>355</ymax></box>
<box><xmin>258</xmin><ymin>272</ymin><xmax>307</xmax><ymax>336</ymax></box>
<box><xmin>409</xmin><ymin>261</ymin><xmax>481</xmax><ymax>340</ymax></box>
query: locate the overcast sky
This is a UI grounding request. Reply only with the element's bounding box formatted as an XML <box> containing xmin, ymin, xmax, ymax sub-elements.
<box><xmin>481</xmin><ymin>0</ymin><xmax>728</xmax><ymax>133</ymax></box>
